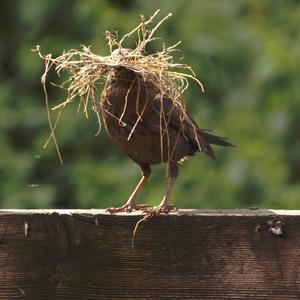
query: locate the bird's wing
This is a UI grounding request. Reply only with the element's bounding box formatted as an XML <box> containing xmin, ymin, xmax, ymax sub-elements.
<box><xmin>152</xmin><ymin>96</ymin><xmax>217</xmax><ymax>159</ymax></box>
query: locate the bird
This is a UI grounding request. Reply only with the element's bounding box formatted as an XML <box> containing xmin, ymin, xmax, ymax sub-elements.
<box><xmin>100</xmin><ymin>48</ymin><xmax>234</xmax><ymax>213</ymax></box>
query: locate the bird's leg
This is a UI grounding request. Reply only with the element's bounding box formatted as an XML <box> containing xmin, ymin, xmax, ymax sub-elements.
<box><xmin>107</xmin><ymin>164</ymin><xmax>151</xmax><ymax>213</ymax></box>
<box><xmin>124</xmin><ymin>164</ymin><xmax>151</xmax><ymax>210</ymax></box>
<box><xmin>155</xmin><ymin>163</ymin><xmax>178</xmax><ymax>213</ymax></box>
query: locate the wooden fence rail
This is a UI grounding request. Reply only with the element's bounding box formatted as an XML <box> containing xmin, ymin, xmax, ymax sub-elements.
<box><xmin>1</xmin><ymin>209</ymin><xmax>300</xmax><ymax>299</ymax></box>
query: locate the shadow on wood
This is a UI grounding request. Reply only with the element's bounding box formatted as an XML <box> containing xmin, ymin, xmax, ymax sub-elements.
<box><xmin>0</xmin><ymin>209</ymin><xmax>300</xmax><ymax>299</ymax></box>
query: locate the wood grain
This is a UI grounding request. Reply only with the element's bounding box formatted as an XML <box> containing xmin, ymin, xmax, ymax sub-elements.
<box><xmin>0</xmin><ymin>209</ymin><xmax>300</xmax><ymax>299</ymax></box>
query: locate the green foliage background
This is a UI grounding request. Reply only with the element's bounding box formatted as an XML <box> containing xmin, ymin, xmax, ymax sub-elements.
<box><xmin>1</xmin><ymin>0</ymin><xmax>299</xmax><ymax>209</ymax></box>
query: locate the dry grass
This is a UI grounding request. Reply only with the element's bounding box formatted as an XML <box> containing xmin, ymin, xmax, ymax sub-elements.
<box><xmin>34</xmin><ymin>9</ymin><xmax>204</xmax><ymax>164</ymax></box>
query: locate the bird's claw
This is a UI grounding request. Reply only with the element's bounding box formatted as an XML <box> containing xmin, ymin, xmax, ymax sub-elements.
<box><xmin>149</xmin><ymin>203</ymin><xmax>177</xmax><ymax>215</ymax></box>
<box><xmin>106</xmin><ymin>203</ymin><xmax>152</xmax><ymax>214</ymax></box>
<box><xmin>107</xmin><ymin>202</ymin><xmax>176</xmax><ymax>215</ymax></box>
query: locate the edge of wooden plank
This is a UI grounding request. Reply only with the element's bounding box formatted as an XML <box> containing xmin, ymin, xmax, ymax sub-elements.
<box><xmin>0</xmin><ymin>209</ymin><xmax>300</xmax><ymax>216</ymax></box>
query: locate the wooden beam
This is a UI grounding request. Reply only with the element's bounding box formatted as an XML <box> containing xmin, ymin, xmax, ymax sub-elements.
<box><xmin>1</xmin><ymin>209</ymin><xmax>300</xmax><ymax>299</ymax></box>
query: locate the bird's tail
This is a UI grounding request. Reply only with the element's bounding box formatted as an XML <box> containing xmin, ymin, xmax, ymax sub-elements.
<box><xmin>202</xmin><ymin>130</ymin><xmax>234</xmax><ymax>147</ymax></box>
<box><xmin>198</xmin><ymin>129</ymin><xmax>235</xmax><ymax>159</ymax></box>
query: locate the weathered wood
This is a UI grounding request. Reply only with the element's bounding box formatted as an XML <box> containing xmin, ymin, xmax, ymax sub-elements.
<box><xmin>1</xmin><ymin>209</ymin><xmax>300</xmax><ymax>299</ymax></box>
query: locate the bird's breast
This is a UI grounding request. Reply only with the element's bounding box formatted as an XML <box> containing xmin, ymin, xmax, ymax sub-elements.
<box><xmin>99</xmin><ymin>70</ymin><xmax>196</xmax><ymax>164</ymax></box>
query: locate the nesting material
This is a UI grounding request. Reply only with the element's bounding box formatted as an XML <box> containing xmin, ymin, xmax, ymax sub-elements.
<box><xmin>34</xmin><ymin>10</ymin><xmax>204</xmax><ymax>164</ymax></box>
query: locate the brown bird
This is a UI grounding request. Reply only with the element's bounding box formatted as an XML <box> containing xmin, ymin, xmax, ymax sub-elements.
<box><xmin>100</xmin><ymin>49</ymin><xmax>234</xmax><ymax>213</ymax></box>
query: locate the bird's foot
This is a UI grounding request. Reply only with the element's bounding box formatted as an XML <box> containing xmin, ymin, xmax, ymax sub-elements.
<box><xmin>106</xmin><ymin>203</ymin><xmax>152</xmax><ymax>214</ymax></box>
<box><xmin>150</xmin><ymin>203</ymin><xmax>177</xmax><ymax>215</ymax></box>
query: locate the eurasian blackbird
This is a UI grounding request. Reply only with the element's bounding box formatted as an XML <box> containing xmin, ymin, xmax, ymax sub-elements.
<box><xmin>100</xmin><ymin>49</ymin><xmax>233</xmax><ymax>213</ymax></box>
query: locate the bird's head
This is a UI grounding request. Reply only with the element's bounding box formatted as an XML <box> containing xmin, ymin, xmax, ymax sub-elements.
<box><xmin>111</xmin><ymin>48</ymin><xmax>133</xmax><ymax>57</ymax></box>
<box><xmin>105</xmin><ymin>48</ymin><xmax>137</xmax><ymax>78</ymax></box>
<box><xmin>110</xmin><ymin>48</ymin><xmax>134</xmax><ymax>62</ymax></box>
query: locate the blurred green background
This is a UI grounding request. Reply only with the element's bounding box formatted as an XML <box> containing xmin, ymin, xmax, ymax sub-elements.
<box><xmin>1</xmin><ymin>0</ymin><xmax>299</xmax><ymax>209</ymax></box>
